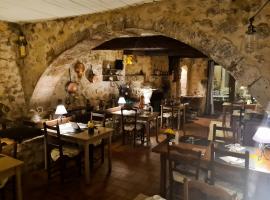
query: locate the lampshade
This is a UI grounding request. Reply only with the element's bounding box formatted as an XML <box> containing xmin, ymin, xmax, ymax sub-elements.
<box><xmin>253</xmin><ymin>127</ymin><xmax>270</xmax><ymax>144</ymax></box>
<box><xmin>55</xmin><ymin>104</ymin><xmax>68</xmax><ymax>115</ymax></box>
<box><xmin>118</xmin><ymin>97</ymin><xmax>126</xmax><ymax>104</ymax></box>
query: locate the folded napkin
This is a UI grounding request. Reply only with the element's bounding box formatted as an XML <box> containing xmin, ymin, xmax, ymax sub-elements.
<box><xmin>225</xmin><ymin>143</ymin><xmax>245</xmax><ymax>153</ymax></box>
<box><xmin>220</xmin><ymin>156</ymin><xmax>245</xmax><ymax>165</ymax></box>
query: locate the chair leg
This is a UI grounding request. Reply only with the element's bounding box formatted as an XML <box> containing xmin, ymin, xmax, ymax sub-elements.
<box><xmin>89</xmin><ymin>145</ymin><xmax>94</xmax><ymax>172</ymax></box>
<box><xmin>169</xmin><ymin>182</ymin><xmax>173</xmax><ymax>200</ymax></box>
<box><xmin>133</xmin><ymin>132</ymin><xmax>136</xmax><ymax>147</ymax></box>
<box><xmin>12</xmin><ymin>176</ymin><xmax>16</xmax><ymax>200</ymax></box>
<box><xmin>101</xmin><ymin>140</ymin><xmax>105</xmax><ymax>164</ymax></box>
<box><xmin>122</xmin><ymin>132</ymin><xmax>125</xmax><ymax>145</ymax></box>
<box><xmin>77</xmin><ymin>155</ymin><xmax>81</xmax><ymax>176</ymax></box>
<box><xmin>47</xmin><ymin>159</ymin><xmax>51</xmax><ymax>180</ymax></box>
<box><xmin>60</xmin><ymin>160</ymin><xmax>65</xmax><ymax>183</ymax></box>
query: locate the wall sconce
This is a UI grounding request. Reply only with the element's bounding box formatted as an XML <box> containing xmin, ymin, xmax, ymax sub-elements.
<box><xmin>244</xmin><ymin>0</ymin><xmax>269</xmax><ymax>53</ymax></box>
<box><xmin>16</xmin><ymin>32</ymin><xmax>27</xmax><ymax>58</ymax></box>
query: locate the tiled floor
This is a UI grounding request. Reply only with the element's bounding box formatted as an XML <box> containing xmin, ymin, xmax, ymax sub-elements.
<box><xmin>7</xmin><ymin>117</ymin><xmax>270</xmax><ymax>200</ymax></box>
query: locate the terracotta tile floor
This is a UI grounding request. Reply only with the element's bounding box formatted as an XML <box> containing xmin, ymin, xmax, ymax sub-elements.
<box><xmin>16</xmin><ymin>117</ymin><xmax>270</xmax><ymax>199</ymax></box>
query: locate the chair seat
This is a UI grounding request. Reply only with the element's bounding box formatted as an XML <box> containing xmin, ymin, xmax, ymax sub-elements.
<box><xmin>51</xmin><ymin>146</ymin><xmax>80</xmax><ymax>161</ymax></box>
<box><xmin>173</xmin><ymin>171</ymin><xmax>188</xmax><ymax>183</ymax></box>
<box><xmin>124</xmin><ymin>123</ymin><xmax>144</xmax><ymax>131</ymax></box>
<box><xmin>0</xmin><ymin>177</ymin><xmax>8</xmax><ymax>189</ymax></box>
<box><xmin>163</xmin><ymin>113</ymin><xmax>172</xmax><ymax>118</ymax></box>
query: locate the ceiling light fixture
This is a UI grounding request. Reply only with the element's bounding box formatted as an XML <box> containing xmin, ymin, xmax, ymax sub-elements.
<box><xmin>245</xmin><ymin>0</ymin><xmax>270</xmax><ymax>53</ymax></box>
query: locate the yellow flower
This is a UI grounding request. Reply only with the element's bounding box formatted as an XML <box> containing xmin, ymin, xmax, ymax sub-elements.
<box><xmin>164</xmin><ymin>128</ymin><xmax>175</xmax><ymax>135</ymax></box>
<box><xmin>87</xmin><ymin>121</ymin><xmax>95</xmax><ymax>128</ymax></box>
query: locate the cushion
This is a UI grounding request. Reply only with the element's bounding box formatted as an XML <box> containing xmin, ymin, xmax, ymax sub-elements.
<box><xmin>124</xmin><ymin>123</ymin><xmax>144</xmax><ymax>131</ymax></box>
<box><xmin>173</xmin><ymin>171</ymin><xmax>187</xmax><ymax>183</ymax></box>
<box><xmin>51</xmin><ymin>146</ymin><xmax>80</xmax><ymax>161</ymax></box>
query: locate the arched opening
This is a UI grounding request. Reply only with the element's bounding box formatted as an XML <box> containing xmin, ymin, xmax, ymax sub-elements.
<box><xmin>30</xmin><ymin>34</ymin><xmax>213</xmax><ymax>113</ymax></box>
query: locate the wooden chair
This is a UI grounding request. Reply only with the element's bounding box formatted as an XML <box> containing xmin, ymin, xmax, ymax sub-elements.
<box><xmin>89</xmin><ymin>111</ymin><xmax>106</xmax><ymax>171</ymax></box>
<box><xmin>184</xmin><ymin>179</ymin><xmax>237</xmax><ymax>200</ymax></box>
<box><xmin>167</xmin><ymin>144</ymin><xmax>202</xmax><ymax>200</ymax></box>
<box><xmin>43</xmin><ymin>121</ymin><xmax>81</xmax><ymax>182</ymax></box>
<box><xmin>0</xmin><ymin>138</ymin><xmax>17</xmax><ymax>200</ymax></box>
<box><xmin>210</xmin><ymin>143</ymin><xmax>249</xmax><ymax>200</ymax></box>
<box><xmin>121</xmin><ymin>107</ymin><xmax>145</xmax><ymax>147</ymax></box>
<box><xmin>213</xmin><ymin>124</ymin><xmax>236</xmax><ymax>144</ymax></box>
<box><xmin>160</xmin><ymin>104</ymin><xmax>177</xmax><ymax>129</ymax></box>
<box><xmin>230</xmin><ymin>104</ymin><xmax>245</xmax><ymax>141</ymax></box>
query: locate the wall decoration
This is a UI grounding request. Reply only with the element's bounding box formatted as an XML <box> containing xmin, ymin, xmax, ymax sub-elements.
<box><xmin>86</xmin><ymin>65</ymin><xmax>96</xmax><ymax>83</ymax></box>
<box><xmin>65</xmin><ymin>68</ymin><xmax>78</xmax><ymax>94</ymax></box>
<box><xmin>74</xmin><ymin>61</ymin><xmax>85</xmax><ymax>78</ymax></box>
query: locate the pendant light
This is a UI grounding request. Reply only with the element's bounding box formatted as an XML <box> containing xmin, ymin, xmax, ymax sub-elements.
<box><xmin>244</xmin><ymin>0</ymin><xmax>269</xmax><ymax>53</ymax></box>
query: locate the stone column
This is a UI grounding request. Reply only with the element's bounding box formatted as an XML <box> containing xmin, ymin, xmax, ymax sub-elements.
<box><xmin>175</xmin><ymin>59</ymin><xmax>182</xmax><ymax>99</ymax></box>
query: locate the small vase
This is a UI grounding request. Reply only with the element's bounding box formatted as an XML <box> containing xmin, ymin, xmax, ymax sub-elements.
<box><xmin>88</xmin><ymin>128</ymin><xmax>94</xmax><ymax>135</ymax></box>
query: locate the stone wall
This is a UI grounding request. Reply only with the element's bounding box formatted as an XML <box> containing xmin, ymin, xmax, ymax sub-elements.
<box><xmin>0</xmin><ymin>21</ymin><xmax>26</xmax><ymax>119</ymax></box>
<box><xmin>30</xmin><ymin>40</ymin><xmax>124</xmax><ymax>110</ymax></box>
<box><xmin>0</xmin><ymin>0</ymin><xmax>269</xmax><ymax>118</ymax></box>
<box><xmin>20</xmin><ymin>0</ymin><xmax>269</xmax><ymax>108</ymax></box>
<box><xmin>125</xmin><ymin>55</ymin><xmax>172</xmax><ymax>99</ymax></box>
<box><xmin>184</xmin><ymin>58</ymin><xmax>208</xmax><ymax>113</ymax></box>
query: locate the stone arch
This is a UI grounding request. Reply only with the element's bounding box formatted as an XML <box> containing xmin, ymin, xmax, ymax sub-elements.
<box><xmin>28</xmin><ymin>0</ymin><xmax>269</xmax><ymax>107</ymax></box>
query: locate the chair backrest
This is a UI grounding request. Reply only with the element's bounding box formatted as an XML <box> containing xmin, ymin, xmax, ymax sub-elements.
<box><xmin>160</xmin><ymin>104</ymin><xmax>178</xmax><ymax>129</ymax></box>
<box><xmin>0</xmin><ymin>137</ymin><xmax>17</xmax><ymax>158</ymax></box>
<box><xmin>43</xmin><ymin>121</ymin><xmax>63</xmax><ymax>160</ymax></box>
<box><xmin>121</xmin><ymin>107</ymin><xmax>138</xmax><ymax>131</ymax></box>
<box><xmin>168</xmin><ymin>144</ymin><xmax>201</xmax><ymax>180</ymax></box>
<box><xmin>90</xmin><ymin>112</ymin><xmax>106</xmax><ymax>127</ymax></box>
<box><xmin>213</xmin><ymin>124</ymin><xmax>236</xmax><ymax>144</ymax></box>
<box><xmin>210</xmin><ymin>143</ymin><xmax>249</xmax><ymax>199</ymax></box>
<box><xmin>184</xmin><ymin>179</ymin><xmax>237</xmax><ymax>200</ymax></box>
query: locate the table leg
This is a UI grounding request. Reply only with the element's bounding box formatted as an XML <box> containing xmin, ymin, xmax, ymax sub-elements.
<box><xmin>108</xmin><ymin>135</ymin><xmax>112</xmax><ymax>173</ymax></box>
<box><xmin>84</xmin><ymin>144</ymin><xmax>90</xmax><ymax>184</ymax></box>
<box><xmin>146</xmin><ymin>121</ymin><xmax>150</xmax><ymax>146</ymax></box>
<box><xmin>44</xmin><ymin>137</ymin><xmax>47</xmax><ymax>170</ymax></box>
<box><xmin>160</xmin><ymin>154</ymin><xmax>167</xmax><ymax>198</ymax></box>
<box><xmin>160</xmin><ymin>105</ymin><xmax>163</xmax><ymax>128</ymax></box>
<box><xmin>183</xmin><ymin>106</ymin><xmax>186</xmax><ymax>124</ymax></box>
<box><xmin>177</xmin><ymin>109</ymin><xmax>180</xmax><ymax>130</ymax></box>
<box><xmin>155</xmin><ymin>117</ymin><xmax>160</xmax><ymax>143</ymax></box>
<box><xmin>15</xmin><ymin>167</ymin><xmax>22</xmax><ymax>200</ymax></box>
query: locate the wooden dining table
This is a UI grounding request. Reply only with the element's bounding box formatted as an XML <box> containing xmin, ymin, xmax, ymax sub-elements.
<box><xmin>152</xmin><ymin>139</ymin><xmax>270</xmax><ymax>197</ymax></box>
<box><xmin>44</xmin><ymin>126</ymin><xmax>113</xmax><ymax>184</ymax></box>
<box><xmin>0</xmin><ymin>155</ymin><xmax>24</xmax><ymax>200</ymax></box>
<box><xmin>107</xmin><ymin>107</ymin><xmax>160</xmax><ymax>146</ymax></box>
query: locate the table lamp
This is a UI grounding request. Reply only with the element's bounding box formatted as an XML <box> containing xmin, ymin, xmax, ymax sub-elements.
<box><xmin>55</xmin><ymin>104</ymin><xmax>67</xmax><ymax>122</ymax></box>
<box><xmin>118</xmin><ymin>96</ymin><xmax>126</xmax><ymax>107</ymax></box>
<box><xmin>253</xmin><ymin>126</ymin><xmax>270</xmax><ymax>160</ymax></box>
